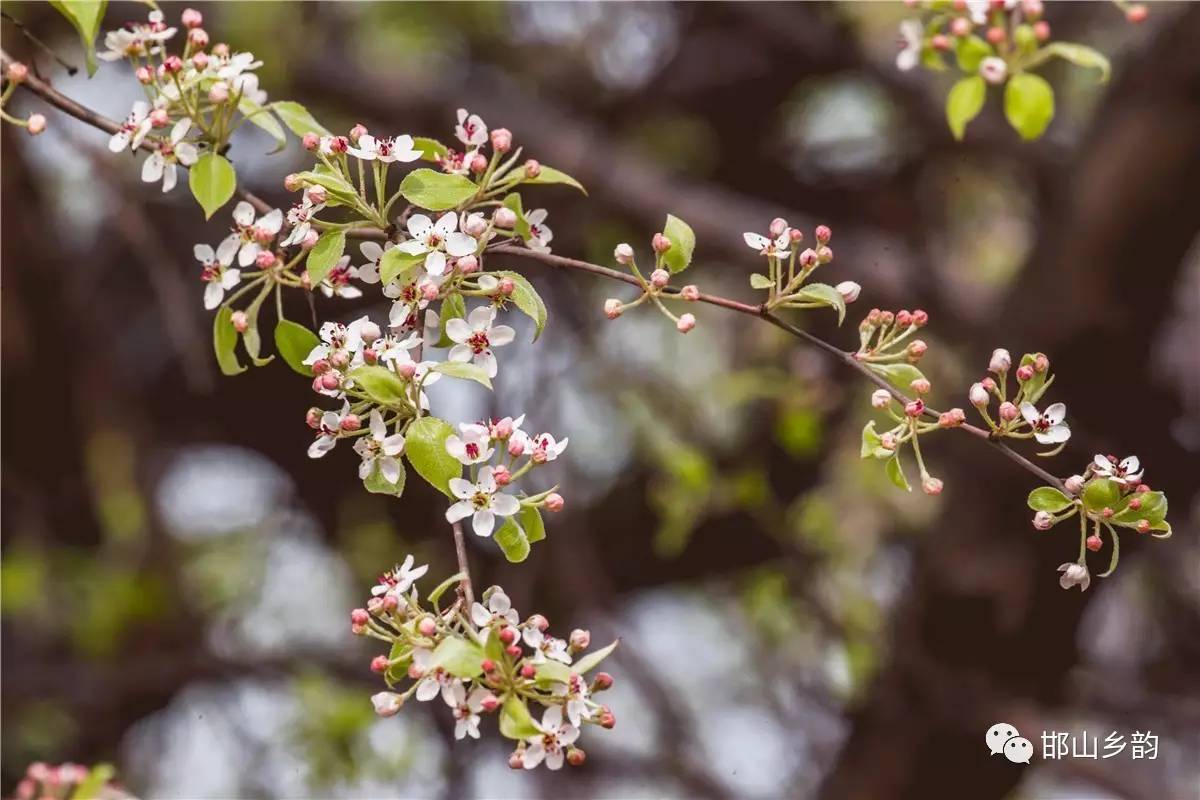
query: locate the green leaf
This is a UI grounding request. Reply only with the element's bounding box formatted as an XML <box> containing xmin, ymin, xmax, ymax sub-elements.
<box><xmin>1017</xmin><ymin>352</ymin><xmax>1051</xmax><ymax>404</ymax></box>
<box><xmin>293</xmin><ymin>169</ymin><xmax>358</xmax><ymax>206</ymax></box>
<box><xmin>499</xmin><ymin>694</ymin><xmax>540</xmax><ymax>740</ymax></box>
<box><xmin>661</xmin><ymin>214</ymin><xmax>696</xmax><ymax>273</ymax></box>
<box><xmin>436</xmin><ymin>293</ymin><xmax>466</xmax><ymax>348</ymax></box>
<box><xmin>502</xmin><ymin>194</ymin><xmax>532</xmax><ymax>241</ymax></box>
<box><xmin>946</xmin><ymin>76</ymin><xmax>987</xmax><ymax>141</ymax></box>
<box><xmin>306</xmin><ymin>231</ymin><xmax>346</xmax><ymax>286</ymax></box>
<box><xmin>364</xmin><ymin>461</ymin><xmax>406</xmax><ymax>497</ymax></box>
<box><xmin>270</xmin><ymin>100</ymin><xmax>331</xmax><ymax>138</ymax></box>
<box><xmin>399</xmin><ymin>168</ymin><xmax>478</xmax><ymax>211</ymax></box>
<box><xmin>427</xmin><ymin>572</ymin><xmax>466</xmax><ymax>606</ymax></box>
<box><xmin>432</xmin><ymin>360</ymin><xmax>493</xmax><ymax>389</ymax></box>
<box><xmin>350</xmin><ymin>365</ymin><xmax>408</xmax><ymax>406</ymax></box>
<box><xmin>525</xmin><ymin>165</ymin><xmax>587</xmax><ymax>194</ymax></box>
<box><xmin>189</xmin><ymin>153</ymin><xmax>237</xmax><ymax>220</ymax></box>
<box><xmin>1112</xmin><ymin>491</ymin><xmax>1167</xmax><ymax>526</ymax></box>
<box><xmin>238</xmin><ymin>97</ymin><xmax>286</xmax><ymax>153</ymax></box>
<box><xmin>885</xmin><ymin>455</ymin><xmax>911</xmax><ymax>492</ymax></box>
<box><xmin>413</xmin><ymin>137</ymin><xmax>448</xmax><ymax>162</ymax></box>
<box><xmin>794</xmin><ymin>282</ymin><xmax>847</xmax><ymax>325</ymax></box>
<box><xmin>241</xmin><ymin>285</ymin><xmax>275</xmax><ymax>367</ymax></box>
<box><xmin>380</xmin><ymin>249</ymin><xmax>426</xmax><ymax>285</ymax></box>
<box><xmin>1005</xmin><ymin>72</ymin><xmax>1055</xmax><ymax>140</ymax></box>
<box><xmin>866</xmin><ymin>363</ymin><xmax>926</xmax><ymax>392</ymax></box>
<box><xmin>495</xmin><ymin>271</ymin><xmax>547</xmax><ymax>340</ymax></box>
<box><xmin>404</xmin><ymin>416</ymin><xmax>461</xmax><ymax>497</ymax></box>
<box><xmin>572</xmin><ymin>639</ymin><xmax>619</xmax><ymax>674</ymax></box>
<box><xmin>494</xmin><ymin>516</ymin><xmax>530</xmax><ymax>562</ymax></box>
<box><xmin>429</xmin><ymin>636</ymin><xmax>485</xmax><ymax>679</ymax></box>
<box><xmin>1081</xmin><ymin>478</ymin><xmax>1121</xmax><ymax>513</ymax></box>
<box><xmin>518</xmin><ymin>505</ymin><xmax>546</xmax><ymax>543</ymax></box>
<box><xmin>955</xmin><ymin>35</ymin><xmax>992</xmax><ymax>73</ymax></box>
<box><xmin>212</xmin><ymin>307</ymin><xmax>246</xmax><ymax>376</ymax></box>
<box><xmin>49</xmin><ymin>0</ymin><xmax>107</xmax><ymax>77</ymax></box>
<box><xmin>750</xmin><ymin>273</ymin><xmax>774</xmax><ymax>290</ymax></box>
<box><xmin>860</xmin><ymin>420</ymin><xmax>882</xmax><ymax>459</ymax></box>
<box><xmin>1028</xmin><ymin>486</ymin><xmax>1073</xmax><ymax>513</ymax></box>
<box><xmin>274</xmin><ymin>320</ymin><xmax>320</xmax><ymax>376</ymax></box>
<box><xmin>533</xmin><ymin>660</ymin><xmax>573</xmax><ymax>688</ymax></box>
<box><xmin>72</xmin><ymin>763</ymin><xmax>115</xmax><ymax>800</ymax></box>
<box><xmin>1043</xmin><ymin>42</ymin><xmax>1111</xmax><ymax>82</ymax></box>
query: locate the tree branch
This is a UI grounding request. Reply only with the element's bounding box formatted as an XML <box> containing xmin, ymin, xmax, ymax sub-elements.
<box><xmin>450</xmin><ymin>520</ymin><xmax>475</xmax><ymax>608</ymax></box>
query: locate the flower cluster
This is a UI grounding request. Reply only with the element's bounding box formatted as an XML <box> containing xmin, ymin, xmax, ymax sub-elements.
<box><xmin>897</xmin><ymin>0</ymin><xmax>1144</xmax><ymax>140</ymax></box>
<box><xmin>745</xmin><ymin>221</ymin><xmax>860</xmax><ymax>318</ymax></box>
<box><xmin>968</xmin><ymin>348</ymin><xmax>1069</xmax><ymax>454</ymax></box>
<box><xmin>353</xmin><ymin>559</ymin><xmax>617</xmax><ymax>769</ymax></box>
<box><xmin>11</xmin><ymin>762</ymin><xmax>130</xmax><ymax>800</ymax></box>
<box><xmin>1</xmin><ymin>62</ymin><xmax>47</xmax><ymax>136</ymax></box>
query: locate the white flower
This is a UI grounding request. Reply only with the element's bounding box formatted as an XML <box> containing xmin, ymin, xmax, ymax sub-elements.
<box><xmin>511</xmin><ymin>431</ymin><xmax>569</xmax><ymax>462</ymax></box>
<box><xmin>896</xmin><ymin>19</ymin><xmax>923</xmax><ymax>72</ymax></box>
<box><xmin>395</xmin><ymin>213</ymin><xmax>477</xmax><ymax>277</ymax></box>
<box><xmin>304</xmin><ymin>318</ymin><xmax>369</xmax><ymax>366</ymax></box>
<box><xmin>318</xmin><ymin>255</ymin><xmax>364</xmax><ymax>300</ymax></box>
<box><xmin>966</xmin><ymin>0</ymin><xmax>1017</xmax><ymax>25</ymax></box>
<box><xmin>141</xmin><ymin>118</ymin><xmax>198</xmax><ymax>193</ymax></box>
<box><xmin>553</xmin><ymin>673</ymin><xmax>593</xmax><ymax>728</ymax></box>
<box><xmin>523</xmin><ymin>706</ymin><xmax>580</xmax><ymax>771</ymax></box>
<box><xmin>522</xmin><ymin>627</ymin><xmax>572</xmax><ymax>665</ymax></box>
<box><xmin>1019</xmin><ymin>402</ymin><xmax>1070</xmax><ymax>445</ymax></box>
<box><xmin>446</xmin><ymin>423</ymin><xmax>495</xmax><ymax>465</ymax></box>
<box><xmin>470</xmin><ymin>590</ymin><xmax>520</xmax><ymax>629</ymax></box>
<box><xmin>743</xmin><ymin>230</ymin><xmax>790</xmax><ymax>259</ymax></box>
<box><xmin>347</xmin><ymin>134</ymin><xmax>422</xmax><ymax>164</ymax></box>
<box><xmin>108</xmin><ymin>101</ymin><xmax>153</xmax><ymax>152</ymax></box>
<box><xmin>371</xmin><ymin>554</ymin><xmax>429</xmax><ymax>597</ymax></box>
<box><xmin>836</xmin><ymin>280</ymin><xmax>861</xmax><ymax>303</ymax></box>
<box><xmin>353</xmin><ymin>240</ymin><xmax>395</xmax><ymax>284</ymax></box>
<box><xmin>446</xmin><ymin>466</ymin><xmax>520</xmax><ymax>538</ymax></box>
<box><xmin>225</xmin><ymin>201</ymin><xmax>283</xmax><ymax>267</ymax></box>
<box><xmin>448</xmin><ymin>680</ymin><xmax>489</xmax><ymax>740</ymax></box>
<box><xmin>354</xmin><ymin>410</ymin><xmax>406</xmax><ymax>483</ymax></box>
<box><xmin>280</xmin><ymin>197</ymin><xmax>326</xmax><ymax>248</ymax></box>
<box><xmin>371</xmin><ymin>691</ymin><xmax>403</xmax><ymax>718</ymax></box>
<box><xmin>412</xmin><ymin>648</ymin><xmax>455</xmax><ymax>704</ymax></box>
<box><xmin>97</xmin><ymin>10</ymin><xmax>175</xmax><ymax>62</ymax></box>
<box><xmin>525</xmin><ymin>208</ymin><xmax>553</xmax><ymax>253</ymax></box>
<box><xmin>307</xmin><ymin>401</ymin><xmax>351</xmax><ymax>458</ymax></box>
<box><xmin>446</xmin><ymin>306</ymin><xmax>516</xmax><ymax>378</ymax></box>
<box><xmin>1091</xmin><ymin>454</ymin><xmax>1143</xmax><ymax>486</ymax></box>
<box><xmin>195</xmin><ymin>238</ymin><xmax>241</xmax><ymax>310</ymax></box>
<box><xmin>1057</xmin><ymin>562</ymin><xmax>1090</xmax><ymax>592</ymax></box>
<box><xmin>455</xmin><ymin>108</ymin><xmax>488</xmax><ymax>148</ymax></box>
<box><xmin>980</xmin><ymin>56</ymin><xmax>1008</xmax><ymax>85</ymax></box>
<box><xmin>372</xmin><ymin>332</ymin><xmax>422</xmax><ymax>365</ymax></box>
<box><xmin>215</xmin><ymin>51</ymin><xmax>262</xmax><ymax>80</ymax></box>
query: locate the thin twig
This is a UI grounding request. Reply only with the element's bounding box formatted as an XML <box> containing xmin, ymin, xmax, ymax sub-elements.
<box><xmin>450</xmin><ymin>521</ymin><xmax>475</xmax><ymax>608</ymax></box>
<box><xmin>1</xmin><ymin>12</ymin><xmax>79</xmax><ymax>75</ymax></box>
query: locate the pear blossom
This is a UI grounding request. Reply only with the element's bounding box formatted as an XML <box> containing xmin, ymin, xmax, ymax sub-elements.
<box><xmin>980</xmin><ymin>56</ymin><xmax>1008</xmax><ymax>85</ymax></box>
<box><xmin>371</xmin><ymin>554</ymin><xmax>429</xmax><ymax>597</ymax></box>
<box><xmin>525</xmin><ymin>209</ymin><xmax>553</xmax><ymax>253</ymax></box>
<box><xmin>512</xmin><ymin>431</ymin><xmax>570</xmax><ymax>463</ymax></box>
<box><xmin>355</xmin><ymin>410</ymin><xmax>405</xmax><ymax>483</ymax></box>
<box><xmin>470</xmin><ymin>589</ymin><xmax>520</xmax><ymax>629</ymax></box>
<box><xmin>522</xmin><ymin>627</ymin><xmax>572</xmax><ymax>665</ymax></box>
<box><xmin>446</xmin><ymin>306</ymin><xmax>515</xmax><ymax>378</ymax></box>
<box><xmin>347</xmin><ymin>134</ymin><xmax>422</xmax><ymax>163</ymax></box>
<box><xmin>371</xmin><ymin>692</ymin><xmax>403</xmax><ymax>718</ymax></box>
<box><xmin>195</xmin><ymin>239</ymin><xmax>241</xmax><ymax>309</ymax></box>
<box><xmin>1019</xmin><ymin>401</ymin><xmax>1070</xmax><ymax>444</ymax></box>
<box><xmin>1091</xmin><ymin>454</ymin><xmax>1143</xmax><ymax>486</ymax></box>
<box><xmin>319</xmin><ymin>255</ymin><xmax>364</xmax><ymax>299</ymax></box>
<box><xmin>97</xmin><ymin>10</ymin><xmax>176</xmax><ymax>61</ymax></box>
<box><xmin>446</xmin><ymin>423</ymin><xmax>495</xmax><ymax>465</ymax></box>
<box><xmin>280</xmin><ymin>196</ymin><xmax>326</xmax><ymax>247</ymax></box>
<box><xmin>353</xmin><ymin>240</ymin><xmax>395</xmax><ymax>284</ymax></box>
<box><xmin>966</xmin><ymin>0</ymin><xmax>1018</xmax><ymax>25</ymax></box>
<box><xmin>307</xmin><ymin>401</ymin><xmax>351</xmax><ymax>458</ymax></box>
<box><xmin>108</xmin><ymin>101</ymin><xmax>154</xmax><ymax>152</ymax></box>
<box><xmin>455</xmin><ymin>109</ymin><xmax>488</xmax><ymax>148</ymax></box>
<box><xmin>446</xmin><ymin>466</ymin><xmax>520</xmax><ymax>538</ymax></box>
<box><xmin>141</xmin><ymin>118</ymin><xmax>197</xmax><ymax>192</ymax></box>
<box><xmin>371</xmin><ymin>332</ymin><xmax>423</xmax><ymax>366</ymax></box>
<box><xmin>225</xmin><ymin>201</ymin><xmax>283</xmax><ymax>267</ymax></box>
<box><xmin>214</xmin><ymin>51</ymin><xmax>262</xmax><ymax>81</ymax></box>
<box><xmin>448</xmin><ymin>680</ymin><xmax>489</xmax><ymax>740</ymax></box>
<box><xmin>1057</xmin><ymin>562</ymin><xmax>1090</xmax><ymax>592</ymax></box>
<box><xmin>896</xmin><ymin>19</ymin><xmax>923</xmax><ymax>71</ymax></box>
<box><xmin>412</xmin><ymin>647</ymin><xmax>456</xmax><ymax>704</ymax></box>
<box><xmin>395</xmin><ymin>213</ymin><xmax>478</xmax><ymax>276</ymax></box>
<box><xmin>743</xmin><ymin>229</ymin><xmax>790</xmax><ymax>259</ymax></box>
<box><xmin>304</xmin><ymin>318</ymin><xmax>369</xmax><ymax>366</ymax></box>
<box><xmin>523</xmin><ymin>706</ymin><xmax>580</xmax><ymax>771</ymax></box>
<box><xmin>553</xmin><ymin>673</ymin><xmax>593</xmax><ymax>728</ymax></box>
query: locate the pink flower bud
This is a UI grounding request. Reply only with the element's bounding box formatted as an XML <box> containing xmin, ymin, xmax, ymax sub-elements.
<box><xmin>255</xmin><ymin>250</ymin><xmax>277</xmax><ymax>269</ymax></box>
<box><xmin>981</xmin><ymin>377</ymin><xmax>996</xmax><ymax>391</ymax></box>
<box><xmin>1086</xmin><ymin>535</ymin><xmax>1102</xmax><ymax>552</ymax></box>
<box><xmin>603</xmin><ymin>298</ymin><xmax>624</xmax><ymax>319</ymax></box>
<box><xmin>969</xmin><ymin>383</ymin><xmax>989</xmax><ymax>407</ymax></box>
<box><xmin>989</xmin><ymin>348</ymin><xmax>1011</xmax><ymax>373</ymax></box>
<box><xmin>302</xmin><ymin>132</ymin><xmax>320</xmax><ymax>151</ymax></box>
<box><xmin>306</xmin><ymin>407</ymin><xmax>323</xmax><ymax>428</ymax></box>
<box><xmin>599</xmin><ymin>711</ymin><xmax>616</xmax><ymax>729</ymax></box>
<box><xmin>545</xmin><ymin>493</ymin><xmax>565</xmax><ymax>512</ymax></box>
<box><xmin>986</xmin><ymin>26</ymin><xmax>1006</xmax><ymax>44</ymax></box>
<box><xmin>1126</xmin><ymin>4</ymin><xmax>1147</xmax><ymax>23</ymax></box>
<box><xmin>912</xmin><ymin>309</ymin><xmax>929</xmax><ymax>327</ymax></box>
<box><xmin>528</xmin><ymin>614</ymin><xmax>550</xmax><ymax>631</ymax></box>
<box><xmin>907</xmin><ymin>340</ymin><xmax>927</xmax><ymax>361</ymax></box>
<box><xmin>367</xmin><ymin>597</ymin><xmax>384</xmax><ymax>614</ymax></box>
<box><xmin>569</xmin><ymin>628</ymin><xmax>591</xmax><ymax>650</ymax></box>
<box><xmin>359</xmin><ymin>321</ymin><xmax>382</xmax><ymax>345</ymax></box>
<box><xmin>182</xmin><ymin>8</ymin><xmax>203</xmax><ymax>28</ymax></box>
<box><xmin>1033</xmin><ymin>20</ymin><xmax>1050</xmax><ymax>40</ymax></box>
<box><xmin>836</xmin><ymin>281</ymin><xmax>861</xmax><ymax>303</ymax></box>
<box><xmin>470</xmin><ymin>153</ymin><xmax>488</xmax><ymax>173</ymax></box>
<box><xmin>1033</xmin><ymin>511</ymin><xmax>1053</xmax><ymax>530</ymax></box>
<box><xmin>462</xmin><ymin>214</ymin><xmax>487</xmax><ymax>238</ymax></box>
<box><xmin>613</xmin><ymin>243</ymin><xmax>634</xmax><ymax>264</ymax></box>
<box><xmin>349</xmin><ymin>123</ymin><xmax>368</xmax><ymax>143</ymax></box>
<box><xmin>382</xmin><ymin>594</ymin><xmax>399</xmax><ymax>612</ymax></box>
<box><xmin>6</xmin><ymin>62</ymin><xmax>28</xmax><ymax>84</ymax></box>
<box><xmin>149</xmin><ymin>108</ymin><xmax>169</xmax><ymax>128</ymax></box>
<box><xmin>1022</xmin><ymin>0</ymin><xmax>1043</xmax><ymax>18</ymax></box>
<box><xmin>880</xmin><ymin>432</ymin><xmax>897</xmax><ymax>451</ymax></box>
<box><xmin>211</xmin><ymin>42</ymin><xmax>230</xmax><ymax>57</ymax></box>
<box><xmin>480</xmin><ymin>692</ymin><xmax>500</xmax><ymax>713</ymax></box>
<box><xmin>370</xmin><ymin>656</ymin><xmax>389</xmax><ymax>673</ymax></box>
<box><xmin>880</xmin><ymin>311</ymin><xmax>895</xmax><ymax>325</ymax></box>
<box><xmin>340</xmin><ymin>414</ymin><xmax>361</xmax><ymax>432</ymax></box>
<box><xmin>789</xmin><ymin>228</ymin><xmax>804</xmax><ymax>243</ymax></box>
<box><xmin>136</xmin><ymin>65</ymin><xmax>154</xmax><ymax>84</ymax></box>
<box><xmin>1128</xmin><ymin>497</ymin><xmax>1142</xmax><ymax>511</ymax></box>
<box><xmin>361</xmin><ymin>348</ymin><xmax>377</xmax><ymax>365</ymax></box>
<box><xmin>26</xmin><ymin>114</ymin><xmax>46</xmax><ymax>136</ymax></box>
<box><xmin>939</xmin><ymin>408</ymin><xmax>966</xmax><ymax>428</ymax></box>
<box><xmin>520</xmin><ymin>663</ymin><xmax>537</xmax><ymax>679</ymax></box>
<box><xmin>567</xmin><ymin>748</ymin><xmax>587</xmax><ymax>767</ymax></box>
<box><xmin>188</xmin><ymin>27</ymin><xmax>209</xmax><ymax>47</ymax></box>
<box><xmin>305</xmin><ymin>185</ymin><xmax>327</xmax><ymax>205</ymax></box>
<box><xmin>815</xmin><ymin>224</ymin><xmax>832</xmax><ymax>243</ymax></box>
<box><xmin>351</xmin><ymin>608</ymin><xmax>369</xmax><ymax>625</ymax></box>
<box><xmin>871</xmin><ymin>389</ymin><xmax>892</xmax><ymax>409</ymax></box>
<box><xmin>191</xmin><ymin>52</ymin><xmax>209</xmax><ymax>70</ymax></box>
<box><xmin>980</xmin><ymin>56</ymin><xmax>1008</xmax><ymax>85</ymax></box>
<box><xmin>1064</xmin><ymin>475</ymin><xmax>1084</xmax><ymax>494</ymax></box>
<box><xmin>769</xmin><ymin>217</ymin><xmax>789</xmax><ymax>237</ymax></box>
<box><xmin>418</xmin><ymin>617</ymin><xmax>437</xmax><ymax>636</ymax></box>
<box><xmin>1136</xmin><ymin>519</ymin><xmax>1151</xmax><ymax>533</ymax></box>
<box><xmin>999</xmin><ymin>401</ymin><xmax>1019</xmax><ymax>422</ymax></box>
<box><xmin>905</xmin><ymin>399</ymin><xmax>925</xmax><ymax>418</ymax></box>
<box><xmin>490</xmin><ymin>127</ymin><xmax>512</xmax><ymax>152</ymax></box>
<box><xmin>508</xmin><ymin>752</ymin><xmax>524</xmax><ymax>770</ymax></box>
<box><xmin>208</xmin><ymin>81</ymin><xmax>229</xmax><ymax>104</ymax></box>
<box><xmin>162</xmin><ymin>55</ymin><xmax>183</xmax><ymax>75</ymax></box>
<box><xmin>922</xmin><ymin>477</ymin><xmax>944</xmax><ymax>495</ymax></box>
<box><xmin>328</xmin><ymin>135</ymin><xmax>348</xmax><ymax>153</ymax></box>
<box><xmin>493</xmin><ymin>207</ymin><xmax>517</xmax><ymax>228</ymax></box>
<box><xmin>320</xmin><ymin>372</ymin><xmax>340</xmax><ymax>391</ymax></box>
<box><xmin>896</xmin><ymin>310</ymin><xmax>913</xmax><ymax>327</ymax></box>
<box><xmin>681</xmin><ymin>284</ymin><xmax>700</xmax><ymax>301</ymax></box>
<box><xmin>456</xmin><ymin>254</ymin><xmax>479</xmax><ymax>275</ymax></box>
<box><xmin>1015</xmin><ymin>365</ymin><xmax>1034</xmax><ymax>382</ymax></box>
<box><xmin>284</xmin><ymin>173</ymin><xmax>302</xmax><ymax>192</ymax></box>
<box><xmin>498</xmin><ymin>277</ymin><xmax>515</xmax><ymax>296</ymax></box>
<box><xmin>676</xmin><ymin>313</ymin><xmax>696</xmax><ymax>334</ymax></box>
<box><xmin>493</xmin><ymin>465</ymin><xmax>513</xmax><ymax>486</ymax></box>
<box><xmin>1136</xmin><ymin>483</ymin><xmax>1150</xmax><ymax>493</ymax></box>
<box><xmin>593</xmin><ymin>672</ymin><xmax>614</xmax><ymax>691</ymax></box>
<box><xmin>799</xmin><ymin>248</ymin><xmax>818</xmax><ymax>268</ymax></box>
<box><xmin>301</xmin><ymin>230</ymin><xmax>320</xmax><ymax>251</ymax></box>
<box><xmin>351</xmin><ymin>623</ymin><xmax>366</xmax><ymax>635</ymax></box>
<box><xmin>311</xmin><ymin>358</ymin><xmax>331</xmax><ymax>376</ymax></box>
<box><xmin>330</xmin><ymin>351</ymin><xmax>350</xmax><ymax>370</ymax></box>
<box><xmin>816</xmin><ymin>246</ymin><xmax>834</xmax><ymax>264</ymax></box>
<box><xmin>931</xmin><ymin>33</ymin><xmax>951</xmax><ymax>51</ymax></box>
<box><xmin>911</xmin><ymin>378</ymin><xmax>931</xmax><ymax>395</ymax></box>
<box><xmin>652</xmin><ymin>233</ymin><xmax>672</xmax><ymax>254</ymax></box>
<box><xmin>867</xmin><ymin>308</ymin><xmax>882</xmax><ymax>325</ymax></box>
<box><xmin>1034</xmin><ymin>354</ymin><xmax>1049</xmax><ymax>373</ymax></box>
<box><xmin>1102</xmin><ymin>506</ymin><xmax>1114</xmax><ymax>519</ymax></box>
<box><xmin>397</xmin><ymin>361</ymin><xmax>417</xmax><ymax>379</ymax></box>
<box><xmin>481</xmin><ymin>658</ymin><xmax>496</xmax><ymax>673</ymax></box>
<box><xmin>421</xmin><ymin>282</ymin><xmax>440</xmax><ymax>301</ymax></box>
<box><xmin>524</xmin><ymin>159</ymin><xmax>541</xmax><ymax>178</ymax></box>
<box><xmin>231</xmin><ymin>310</ymin><xmax>249</xmax><ymax>333</ymax></box>
<box><xmin>650</xmin><ymin>269</ymin><xmax>670</xmax><ymax>288</ymax></box>
<box><xmin>507</xmin><ymin>437</ymin><xmax>525</xmax><ymax>457</ymax></box>
<box><xmin>499</xmin><ymin>626</ymin><xmax>517</xmax><ymax>645</ymax></box>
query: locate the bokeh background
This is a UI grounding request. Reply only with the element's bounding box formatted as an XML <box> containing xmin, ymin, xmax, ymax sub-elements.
<box><xmin>3</xmin><ymin>2</ymin><xmax>1199</xmax><ymax>798</ymax></box>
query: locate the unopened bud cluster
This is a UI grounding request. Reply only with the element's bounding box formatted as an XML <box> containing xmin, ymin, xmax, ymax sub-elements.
<box><xmin>967</xmin><ymin>348</ymin><xmax>1070</xmax><ymax>455</ymax></box>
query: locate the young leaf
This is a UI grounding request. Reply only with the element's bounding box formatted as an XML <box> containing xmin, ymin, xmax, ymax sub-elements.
<box><xmin>413</xmin><ymin>137</ymin><xmax>448</xmax><ymax>162</ymax></box>
<box><xmin>427</xmin><ymin>572</ymin><xmax>466</xmax><ymax>606</ymax></box>
<box><xmin>380</xmin><ymin>249</ymin><xmax>426</xmax><ymax>285</ymax></box>
<box><xmin>524</xmin><ymin>165</ymin><xmax>587</xmax><ymax>194</ymax></box>
<box><xmin>270</xmin><ymin>100</ymin><xmax>332</xmax><ymax>138</ymax></box>
<box><xmin>364</xmin><ymin>461</ymin><xmax>406</xmax><ymax>497</ymax></box>
<box><xmin>72</xmin><ymin>764</ymin><xmax>116</xmax><ymax>800</ymax></box>
<box><xmin>1005</xmin><ymin>73</ymin><xmax>1055</xmax><ymax>141</ymax></box>
<box><xmin>533</xmin><ymin>660</ymin><xmax>573</xmax><ymax>688</ymax></box>
<box><xmin>306</xmin><ymin>231</ymin><xmax>346</xmax><ymax>285</ymax></box>
<box><xmin>1043</xmin><ymin>42</ymin><xmax>1111</xmax><ymax>82</ymax></box>
<box><xmin>661</xmin><ymin>214</ymin><xmax>696</xmax><ymax>273</ymax></box>
<box><xmin>494</xmin><ymin>517</ymin><xmax>531</xmax><ymax>563</ymax></box>
<box><xmin>750</xmin><ymin>273</ymin><xmax>775</xmax><ymax>290</ymax></box>
<box><xmin>274</xmin><ymin>320</ymin><xmax>320</xmax><ymax>376</ymax></box>
<box><xmin>1112</xmin><ymin>491</ymin><xmax>1167</xmax><ymax>526</ymax></box>
<box><xmin>432</xmin><ymin>361</ymin><xmax>493</xmax><ymax>390</ymax></box>
<box><xmin>955</xmin><ymin>35</ymin><xmax>992</xmax><ymax>72</ymax></box>
<box><xmin>1017</xmin><ymin>352</ymin><xmax>1050</xmax><ymax>404</ymax></box>
<box><xmin>293</xmin><ymin>170</ymin><xmax>358</xmax><ymax>206</ymax></box>
<box><xmin>518</xmin><ymin>505</ymin><xmax>546</xmax><ymax>543</ymax></box>
<box><xmin>571</xmin><ymin>639</ymin><xmax>619</xmax><ymax>674</ymax></box>
<box><xmin>48</xmin><ymin>0</ymin><xmax>107</xmax><ymax>77</ymax></box>
<box><xmin>429</xmin><ymin>636</ymin><xmax>485</xmax><ymax>678</ymax></box>
<box><xmin>399</xmin><ymin>168</ymin><xmax>478</xmax><ymax>211</ymax></box>
<box><xmin>794</xmin><ymin>282</ymin><xmax>847</xmax><ymax>325</ymax></box>
<box><xmin>212</xmin><ymin>307</ymin><xmax>246</xmax><ymax>376</ymax></box>
<box><xmin>241</xmin><ymin>285</ymin><xmax>275</xmax><ymax>367</ymax></box>
<box><xmin>502</xmin><ymin>194</ymin><xmax>533</xmax><ymax>241</ymax></box>
<box><xmin>436</xmin><ymin>293</ymin><xmax>466</xmax><ymax>348</ymax></box>
<box><xmin>499</xmin><ymin>694</ymin><xmax>540</xmax><ymax>740</ymax></box>
<box><xmin>1081</xmin><ymin>478</ymin><xmax>1121</xmax><ymax>514</ymax></box>
<box><xmin>495</xmin><ymin>271</ymin><xmax>547</xmax><ymax>340</ymax></box>
<box><xmin>404</xmin><ymin>416</ymin><xmax>461</xmax><ymax>497</ymax></box>
<box><xmin>350</xmin><ymin>365</ymin><xmax>408</xmax><ymax>406</ymax></box>
<box><xmin>189</xmin><ymin>153</ymin><xmax>237</xmax><ymax>220</ymax></box>
<box><xmin>885</xmin><ymin>455</ymin><xmax>911</xmax><ymax>492</ymax></box>
<box><xmin>1027</xmin><ymin>486</ymin><xmax>1073</xmax><ymax>513</ymax></box>
<box><xmin>860</xmin><ymin>420</ymin><xmax>882</xmax><ymax>459</ymax></box>
<box><xmin>866</xmin><ymin>363</ymin><xmax>926</xmax><ymax>392</ymax></box>
<box><xmin>946</xmin><ymin>76</ymin><xmax>987</xmax><ymax>141</ymax></box>
<box><xmin>238</xmin><ymin>97</ymin><xmax>286</xmax><ymax>153</ymax></box>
